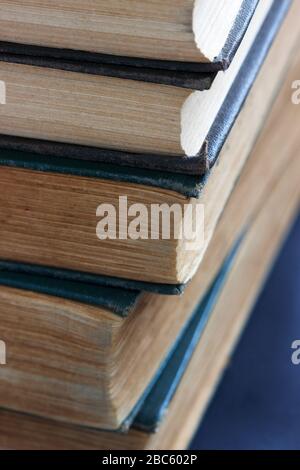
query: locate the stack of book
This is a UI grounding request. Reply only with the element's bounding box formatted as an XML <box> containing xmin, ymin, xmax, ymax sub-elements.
<box><xmin>0</xmin><ymin>0</ymin><xmax>299</xmax><ymax>450</ymax></box>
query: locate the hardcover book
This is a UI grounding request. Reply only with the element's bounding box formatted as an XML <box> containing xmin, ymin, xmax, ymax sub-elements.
<box><xmin>0</xmin><ymin>1</ymin><xmax>258</xmax><ymax>70</ymax></box>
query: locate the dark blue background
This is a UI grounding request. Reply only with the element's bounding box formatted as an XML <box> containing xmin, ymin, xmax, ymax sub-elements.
<box><xmin>191</xmin><ymin>214</ymin><xmax>300</xmax><ymax>450</ymax></box>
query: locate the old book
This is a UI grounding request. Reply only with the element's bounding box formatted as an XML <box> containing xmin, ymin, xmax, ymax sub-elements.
<box><xmin>0</xmin><ymin>51</ymin><xmax>299</xmax><ymax>431</ymax></box>
<box><xmin>0</xmin><ymin>4</ymin><xmax>298</xmax><ymax>289</ymax></box>
<box><xmin>0</xmin><ymin>0</ymin><xmax>283</xmax><ymax>175</ymax></box>
<box><xmin>0</xmin><ymin>1</ymin><xmax>258</xmax><ymax>67</ymax></box>
<box><xmin>0</xmin><ymin>140</ymin><xmax>298</xmax><ymax>449</ymax></box>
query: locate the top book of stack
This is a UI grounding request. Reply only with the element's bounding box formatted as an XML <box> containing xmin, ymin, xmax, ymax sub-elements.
<box><xmin>0</xmin><ymin>0</ymin><xmax>258</xmax><ymax>71</ymax></box>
